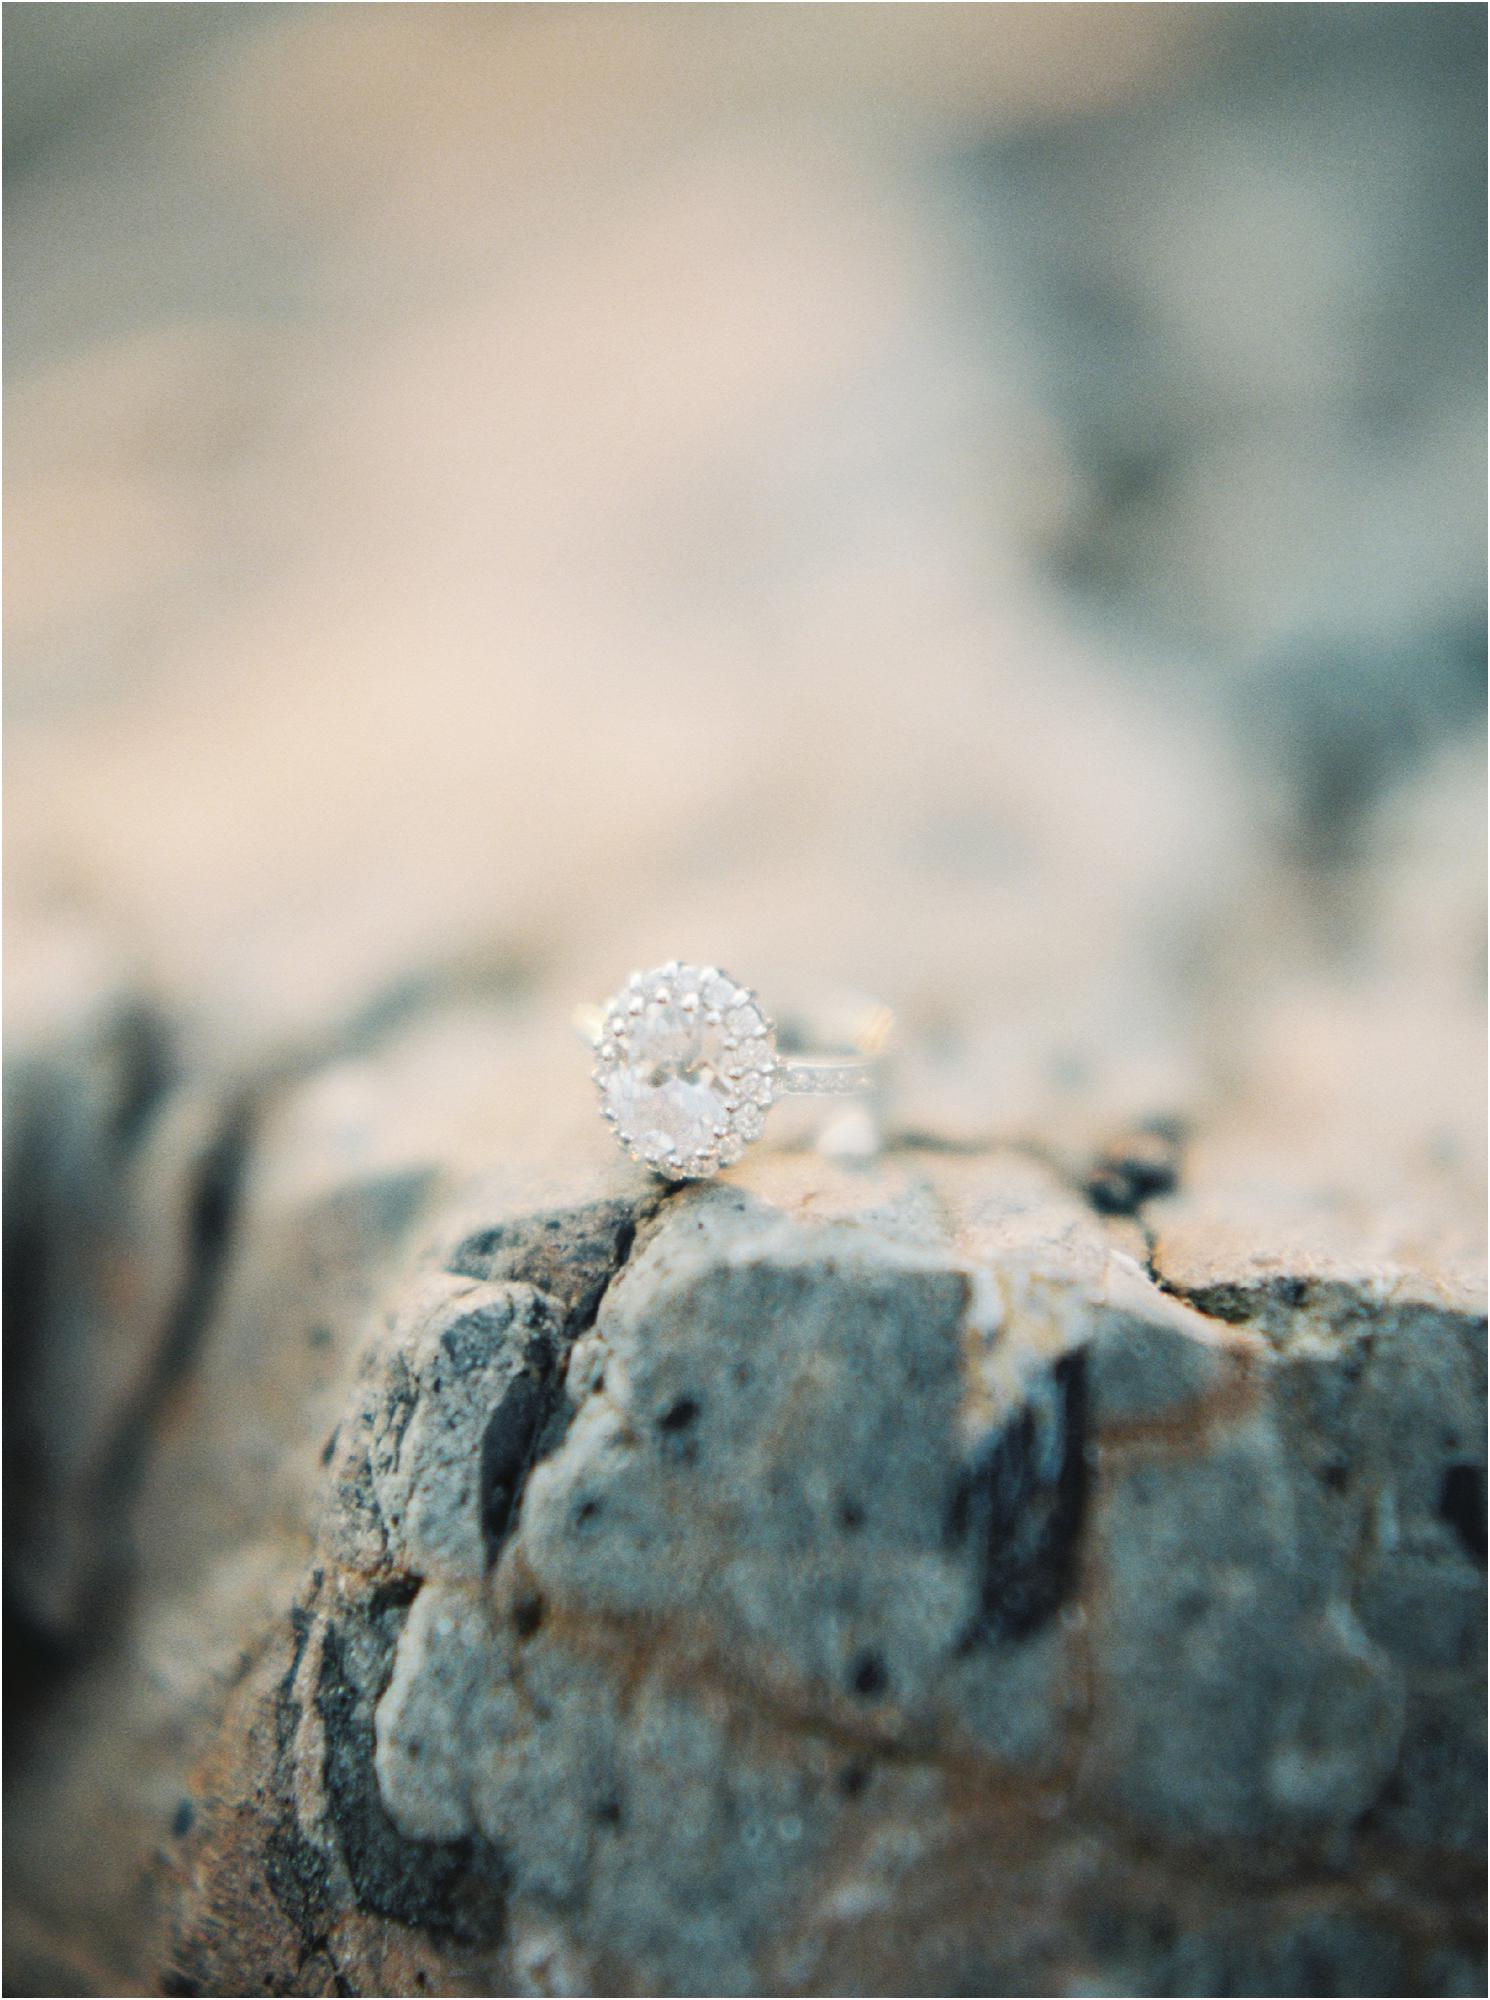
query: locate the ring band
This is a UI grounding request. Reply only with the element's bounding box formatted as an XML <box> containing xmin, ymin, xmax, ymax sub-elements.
<box><xmin>579</xmin><ymin>961</ymin><xmax>891</xmax><ymax>1180</ymax></box>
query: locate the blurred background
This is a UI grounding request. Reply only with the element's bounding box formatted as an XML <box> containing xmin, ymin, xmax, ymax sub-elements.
<box><xmin>5</xmin><ymin>2</ymin><xmax>1485</xmax><ymax>1241</ymax></box>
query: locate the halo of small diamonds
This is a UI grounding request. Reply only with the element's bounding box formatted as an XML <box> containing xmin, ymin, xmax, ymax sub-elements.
<box><xmin>592</xmin><ymin>961</ymin><xmax>778</xmax><ymax>1180</ymax></box>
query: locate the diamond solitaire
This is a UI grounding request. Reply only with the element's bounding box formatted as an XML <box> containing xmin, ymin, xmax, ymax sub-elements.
<box><xmin>586</xmin><ymin>961</ymin><xmax>886</xmax><ymax>1181</ymax></box>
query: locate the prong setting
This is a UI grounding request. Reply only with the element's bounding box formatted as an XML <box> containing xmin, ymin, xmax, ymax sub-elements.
<box><xmin>591</xmin><ymin>962</ymin><xmax>778</xmax><ymax>1181</ymax></box>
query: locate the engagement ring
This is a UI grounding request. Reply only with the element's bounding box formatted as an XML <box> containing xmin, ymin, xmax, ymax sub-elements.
<box><xmin>578</xmin><ymin>961</ymin><xmax>892</xmax><ymax>1181</ymax></box>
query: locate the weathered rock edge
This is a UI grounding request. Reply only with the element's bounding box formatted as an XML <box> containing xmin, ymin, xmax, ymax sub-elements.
<box><xmin>151</xmin><ymin>1172</ymin><xmax>1487</xmax><ymax>1998</ymax></box>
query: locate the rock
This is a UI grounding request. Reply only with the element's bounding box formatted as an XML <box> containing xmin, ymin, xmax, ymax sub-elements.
<box><xmin>4</xmin><ymin>1039</ymin><xmax>1481</xmax><ymax>1993</ymax></box>
<box><xmin>3</xmin><ymin>917</ymin><xmax>238</xmax><ymax>1665</ymax></box>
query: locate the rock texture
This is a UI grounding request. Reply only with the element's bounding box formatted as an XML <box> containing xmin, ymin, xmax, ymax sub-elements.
<box><xmin>4</xmin><ymin>996</ymin><xmax>1484</xmax><ymax>1994</ymax></box>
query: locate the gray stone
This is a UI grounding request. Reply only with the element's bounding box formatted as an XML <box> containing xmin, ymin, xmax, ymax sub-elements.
<box><xmin>1089</xmin><ymin>1412</ymin><xmax>1407</xmax><ymax>1843</ymax></box>
<box><xmin>1084</xmin><ymin>1256</ymin><xmax>1241</xmax><ymax>1425</ymax></box>
<box><xmin>362</xmin><ymin>1276</ymin><xmax>566</xmax><ymax>1583</ymax></box>
<box><xmin>7</xmin><ymin>1116</ymin><xmax>1483</xmax><ymax>1994</ymax></box>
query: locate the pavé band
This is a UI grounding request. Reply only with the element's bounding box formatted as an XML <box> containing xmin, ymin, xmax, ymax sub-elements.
<box><xmin>776</xmin><ymin>1058</ymin><xmax>879</xmax><ymax>1096</ymax></box>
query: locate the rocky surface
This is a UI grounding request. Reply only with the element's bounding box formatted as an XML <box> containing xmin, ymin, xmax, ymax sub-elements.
<box><xmin>5</xmin><ymin>8</ymin><xmax>1484</xmax><ymax>1996</ymax></box>
<box><xmin>4</xmin><ymin>983</ymin><xmax>1484</xmax><ymax>1995</ymax></box>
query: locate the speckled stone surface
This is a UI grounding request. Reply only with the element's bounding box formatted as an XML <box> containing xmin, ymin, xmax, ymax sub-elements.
<box><xmin>5</xmin><ymin>1043</ymin><xmax>1482</xmax><ymax>1993</ymax></box>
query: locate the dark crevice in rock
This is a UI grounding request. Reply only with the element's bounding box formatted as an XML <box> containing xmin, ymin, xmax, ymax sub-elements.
<box><xmin>379</xmin><ymin>1350</ymin><xmax>420</xmax><ymax>1492</ymax></box>
<box><xmin>251</xmin><ymin>1584</ymin><xmax>441</xmax><ymax>1991</ymax></box>
<box><xmin>87</xmin><ymin>1091</ymin><xmax>256</xmax><ymax>1604</ymax></box>
<box><xmin>479</xmin><ymin>1360</ymin><xmax>555</xmax><ymax>1564</ymax></box>
<box><xmin>146</xmin><ymin>1092</ymin><xmax>256</xmax><ymax>1402</ymax></box>
<box><xmin>512</xmin><ymin>1592</ymin><xmax>545</xmax><ymax>1639</ymax></box>
<box><xmin>3</xmin><ymin>997</ymin><xmax>182</xmax><ymax>1717</ymax></box>
<box><xmin>849</xmin><ymin>1650</ymin><xmax>889</xmax><ymax>1699</ymax></box>
<box><xmin>104</xmin><ymin>1000</ymin><xmax>178</xmax><ymax>1153</ymax></box>
<box><xmin>168</xmin><ymin>1587</ymin><xmax>343</xmax><ymax>1995</ymax></box>
<box><xmin>949</xmin><ymin>1349</ymin><xmax>1088</xmax><ymax>1646</ymax></box>
<box><xmin>1136</xmin><ymin>1219</ymin><xmax>1164</xmax><ymax>1289</ymax></box>
<box><xmin>609</xmin><ymin>1211</ymin><xmax>638</xmax><ymax>1275</ymax></box>
<box><xmin>9</xmin><ymin>1086</ymin><xmax>258</xmax><ymax>1729</ymax></box>
<box><xmin>1000</xmin><ymin>1120</ymin><xmax>1185</xmax><ymax>1233</ymax></box>
<box><xmin>0</xmin><ymin>1603</ymin><xmax>73</xmax><ymax>1751</ymax></box>
<box><xmin>1176</xmin><ymin>1278</ymin><xmax>1308</xmax><ymax>1329</ymax></box>
<box><xmin>1083</xmin><ymin>1118</ymin><xmax>1186</xmax><ymax>1219</ymax></box>
<box><xmin>276</xmin><ymin>1601</ymin><xmax>316</xmax><ymax>1757</ymax></box>
<box><xmin>1157</xmin><ymin>1274</ymin><xmax>1487</xmax><ymax>1358</ymax></box>
<box><xmin>446</xmin><ymin>1198</ymin><xmax>647</xmax><ymax>1324</ymax></box>
<box><xmin>1438</xmin><ymin>1463</ymin><xmax>1487</xmax><ymax>1568</ymax></box>
<box><xmin>471</xmin><ymin>1195</ymin><xmax>657</xmax><ymax>1562</ymax></box>
<box><xmin>261</xmin><ymin>1814</ymin><xmax>339</xmax><ymax>1985</ymax></box>
<box><xmin>314</xmin><ymin>1585</ymin><xmax>509</xmax><ymax>1944</ymax></box>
